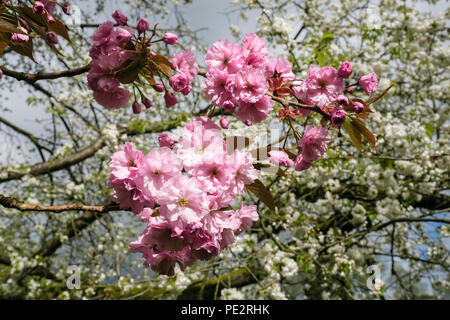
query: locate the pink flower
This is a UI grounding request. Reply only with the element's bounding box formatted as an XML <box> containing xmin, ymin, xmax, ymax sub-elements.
<box><xmin>338</xmin><ymin>61</ymin><xmax>352</xmax><ymax>78</ymax></box>
<box><xmin>158</xmin><ymin>134</ymin><xmax>175</xmax><ymax>148</ymax></box>
<box><xmin>172</xmin><ymin>50</ymin><xmax>198</xmax><ymax>82</ymax></box>
<box><xmin>164</xmin><ymin>92</ymin><xmax>178</xmax><ymax>108</ymax></box>
<box><xmin>204</xmin><ymin>68</ymin><xmax>239</xmax><ymax>108</ymax></box>
<box><xmin>169</xmin><ymin>73</ymin><xmax>189</xmax><ymax>92</ymax></box>
<box><xmin>158</xmin><ymin>176</ymin><xmax>210</xmax><ymax>225</ymax></box>
<box><xmin>139</xmin><ymin>147</ymin><xmax>181</xmax><ymax>190</ymax></box>
<box><xmin>359</xmin><ymin>72</ymin><xmax>378</xmax><ymax>95</ymax></box>
<box><xmin>205</xmin><ymin>40</ymin><xmax>243</xmax><ymax>74</ymax></box>
<box><xmin>241</xmin><ymin>33</ymin><xmax>268</xmax><ymax>68</ymax></box>
<box><xmin>237</xmin><ymin>68</ymin><xmax>269</xmax><ymax>103</ymax></box>
<box><xmin>11</xmin><ymin>32</ymin><xmax>29</xmax><ymax>43</ymax></box>
<box><xmin>265</xmin><ymin>57</ymin><xmax>295</xmax><ymax>88</ymax></box>
<box><xmin>236</xmin><ymin>95</ymin><xmax>274</xmax><ymax>123</ymax></box>
<box><xmin>92</xmin><ymin>21</ymin><xmax>115</xmax><ymax>48</ymax></box>
<box><xmin>33</xmin><ymin>1</ymin><xmax>46</xmax><ymax>15</ymax></box>
<box><xmin>93</xmin><ymin>87</ymin><xmax>131</xmax><ymax>109</ymax></box>
<box><xmin>111</xmin><ymin>180</ymin><xmax>154</xmax><ymax>214</ymax></box>
<box><xmin>229</xmin><ymin>150</ymin><xmax>258</xmax><ymax>194</ymax></box>
<box><xmin>115</xmin><ymin>26</ymin><xmax>133</xmax><ymax>43</ymax></box>
<box><xmin>268</xmin><ymin>150</ymin><xmax>294</xmax><ymax>168</ymax></box>
<box><xmin>337</xmin><ymin>94</ymin><xmax>349</xmax><ymax>106</ymax></box>
<box><xmin>352</xmin><ymin>101</ymin><xmax>364</xmax><ymax>113</ymax></box>
<box><xmin>298</xmin><ymin>125</ymin><xmax>331</xmax><ymax>162</ymax></box>
<box><xmin>112</xmin><ymin>10</ymin><xmax>128</xmax><ymax>26</ymax></box>
<box><xmin>137</xmin><ymin>18</ymin><xmax>149</xmax><ymax>33</ymax></box>
<box><xmin>295</xmin><ymin>154</ymin><xmax>312</xmax><ymax>171</ymax></box>
<box><xmin>110</xmin><ymin>142</ymin><xmax>144</xmax><ymax>183</ymax></box>
<box><xmin>294</xmin><ymin>66</ymin><xmax>345</xmax><ymax>107</ymax></box>
<box><xmin>235</xmin><ymin>205</ymin><xmax>259</xmax><ymax>234</ymax></box>
<box><xmin>163</xmin><ymin>33</ymin><xmax>178</xmax><ymax>45</ymax></box>
<box><xmin>331</xmin><ymin>107</ymin><xmax>346</xmax><ymax>126</ymax></box>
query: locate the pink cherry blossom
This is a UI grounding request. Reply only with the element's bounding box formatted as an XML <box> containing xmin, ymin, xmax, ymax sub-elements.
<box><xmin>236</xmin><ymin>95</ymin><xmax>274</xmax><ymax>124</ymax></box>
<box><xmin>109</xmin><ymin>142</ymin><xmax>144</xmax><ymax>183</ymax></box>
<box><xmin>295</xmin><ymin>154</ymin><xmax>312</xmax><ymax>171</ymax></box>
<box><xmin>205</xmin><ymin>40</ymin><xmax>243</xmax><ymax>74</ymax></box>
<box><xmin>237</xmin><ymin>68</ymin><xmax>269</xmax><ymax>103</ymax></box>
<box><xmin>241</xmin><ymin>33</ymin><xmax>268</xmax><ymax>68</ymax></box>
<box><xmin>204</xmin><ymin>68</ymin><xmax>239</xmax><ymax>108</ymax></box>
<box><xmin>268</xmin><ymin>150</ymin><xmax>294</xmax><ymax>168</ymax></box>
<box><xmin>298</xmin><ymin>125</ymin><xmax>331</xmax><ymax>162</ymax></box>
<box><xmin>359</xmin><ymin>72</ymin><xmax>378</xmax><ymax>95</ymax></box>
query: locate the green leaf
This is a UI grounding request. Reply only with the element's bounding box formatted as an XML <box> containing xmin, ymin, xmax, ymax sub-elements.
<box><xmin>342</xmin><ymin>119</ymin><xmax>362</xmax><ymax>148</ymax></box>
<box><xmin>245</xmin><ymin>179</ymin><xmax>275</xmax><ymax>213</ymax></box>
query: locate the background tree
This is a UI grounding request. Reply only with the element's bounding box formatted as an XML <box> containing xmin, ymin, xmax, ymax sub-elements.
<box><xmin>0</xmin><ymin>0</ymin><xmax>448</xmax><ymax>299</ymax></box>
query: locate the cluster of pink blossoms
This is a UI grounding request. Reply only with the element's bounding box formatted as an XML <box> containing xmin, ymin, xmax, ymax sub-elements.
<box><xmin>204</xmin><ymin>34</ymin><xmax>295</xmax><ymax>125</ymax></box>
<box><xmin>88</xmin><ymin>10</ymin><xmax>196</xmax><ymax>113</ymax></box>
<box><xmin>109</xmin><ymin>117</ymin><xmax>259</xmax><ymax>276</ymax></box>
<box><xmin>7</xmin><ymin>1</ymin><xmax>70</xmax><ymax>46</ymax></box>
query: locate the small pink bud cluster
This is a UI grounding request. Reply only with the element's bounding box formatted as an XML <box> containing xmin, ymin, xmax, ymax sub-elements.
<box><xmin>87</xmin><ymin>12</ymin><xmax>190</xmax><ymax>112</ymax></box>
<box><xmin>204</xmin><ymin>34</ymin><xmax>295</xmax><ymax>125</ymax></box>
<box><xmin>109</xmin><ymin>117</ymin><xmax>259</xmax><ymax>276</ymax></box>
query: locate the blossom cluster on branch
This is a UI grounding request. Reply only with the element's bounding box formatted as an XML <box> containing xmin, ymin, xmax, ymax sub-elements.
<box><xmin>109</xmin><ymin>117</ymin><xmax>259</xmax><ymax>275</ymax></box>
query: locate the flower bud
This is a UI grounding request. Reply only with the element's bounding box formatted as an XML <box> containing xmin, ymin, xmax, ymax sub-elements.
<box><xmin>62</xmin><ymin>4</ymin><xmax>71</xmax><ymax>15</ymax></box>
<box><xmin>352</xmin><ymin>101</ymin><xmax>364</xmax><ymax>114</ymax></box>
<box><xmin>47</xmin><ymin>31</ymin><xmax>58</xmax><ymax>45</ymax></box>
<box><xmin>158</xmin><ymin>134</ymin><xmax>175</xmax><ymax>148</ymax></box>
<box><xmin>33</xmin><ymin>1</ymin><xmax>46</xmax><ymax>15</ymax></box>
<box><xmin>11</xmin><ymin>32</ymin><xmax>29</xmax><ymax>43</ymax></box>
<box><xmin>132</xmin><ymin>101</ymin><xmax>142</xmax><ymax>114</ymax></box>
<box><xmin>47</xmin><ymin>15</ymin><xmax>56</xmax><ymax>24</ymax></box>
<box><xmin>0</xmin><ymin>68</ymin><xmax>3</xmax><ymax>80</ymax></box>
<box><xmin>137</xmin><ymin>18</ymin><xmax>149</xmax><ymax>34</ymax></box>
<box><xmin>220</xmin><ymin>116</ymin><xmax>229</xmax><ymax>129</ymax></box>
<box><xmin>163</xmin><ymin>32</ymin><xmax>178</xmax><ymax>45</ymax></box>
<box><xmin>359</xmin><ymin>72</ymin><xmax>378</xmax><ymax>95</ymax></box>
<box><xmin>153</xmin><ymin>84</ymin><xmax>164</xmax><ymax>92</ymax></box>
<box><xmin>181</xmin><ymin>85</ymin><xmax>192</xmax><ymax>96</ymax></box>
<box><xmin>112</xmin><ymin>10</ymin><xmax>128</xmax><ymax>26</ymax></box>
<box><xmin>164</xmin><ymin>92</ymin><xmax>177</xmax><ymax>108</ymax></box>
<box><xmin>338</xmin><ymin>61</ymin><xmax>352</xmax><ymax>78</ymax></box>
<box><xmin>331</xmin><ymin>107</ymin><xmax>346</xmax><ymax>126</ymax></box>
<box><xmin>337</xmin><ymin>95</ymin><xmax>349</xmax><ymax>106</ymax></box>
<box><xmin>244</xmin><ymin>120</ymin><xmax>252</xmax><ymax>126</ymax></box>
<box><xmin>347</xmin><ymin>87</ymin><xmax>354</xmax><ymax>94</ymax></box>
<box><xmin>222</xmin><ymin>101</ymin><xmax>236</xmax><ymax>113</ymax></box>
<box><xmin>142</xmin><ymin>97</ymin><xmax>153</xmax><ymax>109</ymax></box>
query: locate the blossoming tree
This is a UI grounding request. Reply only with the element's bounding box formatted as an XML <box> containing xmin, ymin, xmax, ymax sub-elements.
<box><xmin>0</xmin><ymin>0</ymin><xmax>448</xmax><ymax>300</ymax></box>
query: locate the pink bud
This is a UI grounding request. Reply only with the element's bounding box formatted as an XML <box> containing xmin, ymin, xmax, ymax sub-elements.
<box><xmin>163</xmin><ymin>32</ymin><xmax>178</xmax><ymax>45</ymax></box>
<box><xmin>137</xmin><ymin>18</ymin><xmax>149</xmax><ymax>33</ymax></box>
<box><xmin>47</xmin><ymin>31</ymin><xmax>58</xmax><ymax>44</ymax></box>
<box><xmin>338</xmin><ymin>61</ymin><xmax>352</xmax><ymax>78</ymax></box>
<box><xmin>331</xmin><ymin>107</ymin><xmax>346</xmax><ymax>126</ymax></box>
<box><xmin>112</xmin><ymin>10</ymin><xmax>128</xmax><ymax>26</ymax></box>
<box><xmin>158</xmin><ymin>134</ymin><xmax>175</xmax><ymax>148</ymax></box>
<box><xmin>0</xmin><ymin>68</ymin><xmax>3</xmax><ymax>80</ymax></box>
<box><xmin>153</xmin><ymin>84</ymin><xmax>164</xmax><ymax>92</ymax></box>
<box><xmin>337</xmin><ymin>95</ymin><xmax>349</xmax><ymax>106</ymax></box>
<box><xmin>33</xmin><ymin>1</ymin><xmax>46</xmax><ymax>15</ymax></box>
<box><xmin>220</xmin><ymin>116</ymin><xmax>229</xmax><ymax>129</ymax></box>
<box><xmin>62</xmin><ymin>4</ymin><xmax>71</xmax><ymax>15</ymax></box>
<box><xmin>47</xmin><ymin>15</ymin><xmax>56</xmax><ymax>24</ymax></box>
<box><xmin>244</xmin><ymin>120</ymin><xmax>252</xmax><ymax>126</ymax></box>
<box><xmin>359</xmin><ymin>72</ymin><xmax>378</xmax><ymax>95</ymax></box>
<box><xmin>169</xmin><ymin>73</ymin><xmax>188</xmax><ymax>92</ymax></box>
<box><xmin>142</xmin><ymin>97</ymin><xmax>153</xmax><ymax>109</ymax></box>
<box><xmin>11</xmin><ymin>32</ymin><xmax>29</xmax><ymax>43</ymax></box>
<box><xmin>132</xmin><ymin>101</ymin><xmax>142</xmax><ymax>114</ymax></box>
<box><xmin>164</xmin><ymin>92</ymin><xmax>178</xmax><ymax>108</ymax></box>
<box><xmin>347</xmin><ymin>87</ymin><xmax>354</xmax><ymax>94</ymax></box>
<box><xmin>352</xmin><ymin>101</ymin><xmax>364</xmax><ymax>114</ymax></box>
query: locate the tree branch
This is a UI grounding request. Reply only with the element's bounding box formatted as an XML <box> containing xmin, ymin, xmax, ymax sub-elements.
<box><xmin>0</xmin><ymin>65</ymin><xmax>90</xmax><ymax>84</ymax></box>
<box><xmin>0</xmin><ymin>194</ymin><xmax>121</xmax><ymax>213</ymax></box>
